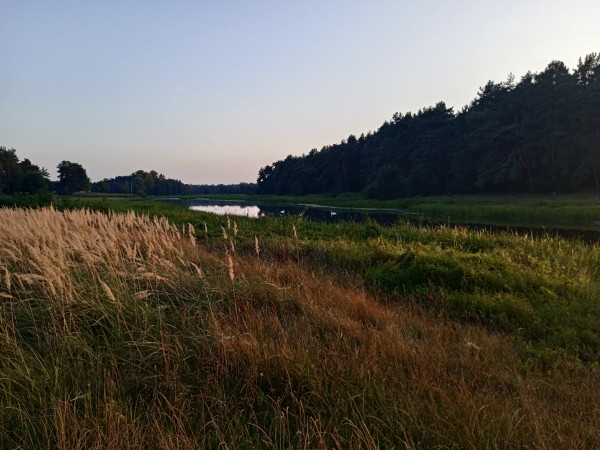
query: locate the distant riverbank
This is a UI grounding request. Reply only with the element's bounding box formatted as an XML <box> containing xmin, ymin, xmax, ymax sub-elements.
<box><xmin>172</xmin><ymin>193</ymin><xmax>600</xmax><ymax>232</ymax></box>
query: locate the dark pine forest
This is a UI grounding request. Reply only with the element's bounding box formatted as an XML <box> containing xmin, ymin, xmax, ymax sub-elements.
<box><xmin>257</xmin><ymin>53</ymin><xmax>600</xmax><ymax>198</ymax></box>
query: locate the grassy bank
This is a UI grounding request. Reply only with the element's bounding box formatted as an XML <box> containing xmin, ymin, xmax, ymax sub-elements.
<box><xmin>69</xmin><ymin>191</ymin><xmax>600</xmax><ymax>229</ymax></box>
<box><xmin>60</xmin><ymin>196</ymin><xmax>600</xmax><ymax>361</ymax></box>
<box><xmin>181</xmin><ymin>193</ymin><xmax>600</xmax><ymax>230</ymax></box>
<box><xmin>1</xmin><ymin>205</ymin><xmax>599</xmax><ymax>447</ymax></box>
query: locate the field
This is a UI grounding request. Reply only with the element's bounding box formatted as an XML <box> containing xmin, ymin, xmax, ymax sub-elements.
<box><xmin>1</xmin><ymin>202</ymin><xmax>600</xmax><ymax>448</ymax></box>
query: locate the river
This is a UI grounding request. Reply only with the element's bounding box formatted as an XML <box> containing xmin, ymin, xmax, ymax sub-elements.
<box><xmin>181</xmin><ymin>198</ymin><xmax>600</xmax><ymax>243</ymax></box>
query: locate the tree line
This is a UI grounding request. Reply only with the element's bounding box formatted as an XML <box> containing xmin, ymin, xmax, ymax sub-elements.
<box><xmin>1</xmin><ymin>148</ymin><xmax>193</xmax><ymax>205</ymax></box>
<box><xmin>189</xmin><ymin>182</ymin><xmax>257</xmax><ymax>195</ymax></box>
<box><xmin>91</xmin><ymin>170</ymin><xmax>190</xmax><ymax>196</ymax></box>
<box><xmin>257</xmin><ymin>53</ymin><xmax>600</xmax><ymax>198</ymax></box>
<box><xmin>1</xmin><ymin>147</ymin><xmax>253</xmax><ymax>206</ymax></box>
<box><xmin>0</xmin><ymin>147</ymin><xmax>50</xmax><ymax>197</ymax></box>
<box><xmin>0</xmin><ymin>148</ymin><xmax>100</xmax><ymax>204</ymax></box>
<box><xmin>91</xmin><ymin>176</ymin><xmax>257</xmax><ymax>197</ymax></box>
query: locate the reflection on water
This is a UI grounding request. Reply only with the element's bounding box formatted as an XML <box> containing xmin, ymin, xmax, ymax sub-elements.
<box><xmin>187</xmin><ymin>199</ymin><xmax>397</xmax><ymax>223</ymax></box>
<box><xmin>190</xmin><ymin>204</ymin><xmax>261</xmax><ymax>217</ymax></box>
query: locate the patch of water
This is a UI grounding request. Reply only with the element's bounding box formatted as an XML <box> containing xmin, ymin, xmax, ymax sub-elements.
<box><xmin>190</xmin><ymin>203</ymin><xmax>261</xmax><ymax>217</ymax></box>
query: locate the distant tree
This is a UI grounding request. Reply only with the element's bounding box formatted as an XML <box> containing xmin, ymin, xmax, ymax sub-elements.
<box><xmin>0</xmin><ymin>147</ymin><xmax>21</xmax><ymax>195</ymax></box>
<box><xmin>572</xmin><ymin>53</ymin><xmax>600</xmax><ymax>191</ymax></box>
<box><xmin>408</xmin><ymin>102</ymin><xmax>456</xmax><ymax>195</ymax></box>
<box><xmin>574</xmin><ymin>53</ymin><xmax>600</xmax><ymax>85</ymax></box>
<box><xmin>57</xmin><ymin>161</ymin><xmax>90</xmax><ymax>194</ymax></box>
<box><xmin>257</xmin><ymin>165</ymin><xmax>275</xmax><ymax>193</ymax></box>
<box><xmin>0</xmin><ymin>147</ymin><xmax>52</xmax><ymax>206</ymax></box>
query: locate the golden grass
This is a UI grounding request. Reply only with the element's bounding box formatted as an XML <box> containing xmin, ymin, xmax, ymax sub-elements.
<box><xmin>0</xmin><ymin>207</ymin><xmax>599</xmax><ymax>448</ymax></box>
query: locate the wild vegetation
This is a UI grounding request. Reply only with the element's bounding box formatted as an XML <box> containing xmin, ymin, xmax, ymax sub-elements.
<box><xmin>257</xmin><ymin>53</ymin><xmax>600</xmax><ymax>197</ymax></box>
<box><xmin>188</xmin><ymin>182</ymin><xmax>257</xmax><ymax>196</ymax></box>
<box><xmin>1</xmin><ymin>204</ymin><xmax>599</xmax><ymax>448</ymax></box>
<box><xmin>0</xmin><ymin>147</ymin><xmax>94</xmax><ymax>206</ymax></box>
<box><xmin>91</xmin><ymin>170</ymin><xmax>190</xmax><ymax>196</ymax></box>
<box><xmin>204</xmin><ymin>192</ymin><xmax>600</xmax><ymax>230</ymax></box>
<box><xmin>0</xmin><ymin>147</ymin><xmax>53</xmax><ymax>207</ymax></box>
<box><xmin>1</xmin><ymin>147</ymin><xmax>192</xmax><ymax>207</ymax></box>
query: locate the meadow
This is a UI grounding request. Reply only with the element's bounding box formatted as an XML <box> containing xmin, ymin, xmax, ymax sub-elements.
<box><xmin>1</xmin><ymin>201</ymin><xmax>599</xmax><ymax>448</ymax></box>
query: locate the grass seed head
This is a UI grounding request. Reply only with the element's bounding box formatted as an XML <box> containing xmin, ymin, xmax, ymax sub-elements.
<box><xmin>227</xmin><ymin>254</ymin><xmax>235</xmax><ymax>281</ymax></box>
<box><xmin>99</xmin><ymin>279</ymin><xmax>117</xmax><ymax>302</ymax></box>
<box><xmin>3</xmin><ymin>267</ymin><xmax>10</xmax><ymax>291</ymax></box>
<box><xmin>190</xmin><ymin>262</ymin><xmax>204</xmax><ymax>279</ymax></box>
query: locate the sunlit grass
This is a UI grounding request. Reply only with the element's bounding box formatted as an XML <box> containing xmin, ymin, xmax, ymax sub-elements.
<box><xmin>1</xmin><ymin>206</ymin><xmax>599</xmax><ymax>448</ymax></box>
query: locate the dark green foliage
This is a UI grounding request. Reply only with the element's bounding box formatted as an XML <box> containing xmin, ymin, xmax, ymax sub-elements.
<box><xmin>257</xmin><ymin>53</ymin><xmax>600</xmax><ymax>197</ymax></box>
<box><xmin>365</xmin><ymin>251</ymin><xmax>514</xmax><ymax>294</ymax></box>
<box><xmin>0</xmin><ymin>147</ymin><xmax>22</xmax><ymax>194</ymax></box>
<box><xmin>57</xmin><ymin>160</ymin><xmax>91</xmax><ymax>194</ymax></box>
<box><xmin>0</xmin><ymin>147</ymin><xmax>52</xmax><ymax>205</ymax></box>
<box><xmin>189</xmin><ymin>182</ymin><xmax>257</xmax><ymax>195</ymax></box>
<box><xmin>90</xmin><ymin>169</ymin><xmax>190</xmax><ymax>196</ymax></box>
<box><xmin>0</xmin><ymin>192</ymin><xmax>53</xmax><ymax>208</ymax></box>
<box><xmin>364</xmin><ymin>166</ymin><xmax>406</xmax><ymax>199</ymax></box>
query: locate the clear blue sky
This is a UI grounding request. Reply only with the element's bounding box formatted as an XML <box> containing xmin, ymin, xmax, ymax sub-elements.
<box><xmin>1</xmin><ymin>1</ymin><xmax>599</xmax><ymax>184</ymax></box>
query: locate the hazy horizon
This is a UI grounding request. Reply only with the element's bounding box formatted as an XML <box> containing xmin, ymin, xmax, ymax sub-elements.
<box><xmin>2</xmin><ymin>1</ymin><xmax>599</xmax><ymax>184</ymax></box>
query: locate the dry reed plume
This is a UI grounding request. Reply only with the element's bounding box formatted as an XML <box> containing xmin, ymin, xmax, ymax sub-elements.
<box><xmin>0</xmin><ymin>207</ymin><xmax>598</xmax><ymax>449</ymax></box>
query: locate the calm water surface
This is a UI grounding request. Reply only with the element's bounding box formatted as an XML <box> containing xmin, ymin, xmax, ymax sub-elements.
<box><xmin>190</xmin><ymin>203</ymin><xmax>261</xmax><ymax>217</ymax></box>
<box><xmin>188</xmin><ymin>199</ymin><xmax>403</xmax><ymax>223</ymax></box>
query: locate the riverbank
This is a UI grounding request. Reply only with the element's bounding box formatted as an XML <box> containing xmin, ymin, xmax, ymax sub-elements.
<box><xmin>1</xmin><ymin>205</ymin><xmax>599</xmax><ymax>447</ymax></box>
<box><xmin>75</xmin><ymin>195</ymin><xmax>600</xmax><ymax>362</ymax></box>
<box><xmin>64</xmin><ymin>192</ymin><xmax>600</xmax><ymax>233</ymax></box>
<box><xmin>175</xmin><ymin>193</ymin><xmax>600</xmax><ymax>231</ymax></box>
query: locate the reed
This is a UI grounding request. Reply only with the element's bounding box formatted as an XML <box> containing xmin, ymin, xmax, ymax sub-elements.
<box><xmin>1</xmin><ymin>206</ymin><xmax>598</xmax><ymax>448</ymax></box>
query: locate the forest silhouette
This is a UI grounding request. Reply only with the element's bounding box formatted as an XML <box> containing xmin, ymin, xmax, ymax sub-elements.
<box><xmin>257</xmin><ymin>53</ymin><xmax>600</xmax><ymax>198</ymax></box>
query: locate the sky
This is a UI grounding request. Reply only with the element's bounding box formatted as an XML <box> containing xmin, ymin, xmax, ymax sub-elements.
<box><xmin>1</xmin><ymin>1</ymin><xmax>599</xmax><ymax>184</ymax></box>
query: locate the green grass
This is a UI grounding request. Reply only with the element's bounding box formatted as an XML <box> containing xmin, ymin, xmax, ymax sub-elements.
<box><xmin>175</xmin><ymin>192</ymin><xmax>600</xmax><ymax>230</ymax></box>
<box><xmin>67</xmin><ymin>194</ymin><xmax>600</xmax><ymax>364</ymax></box>
<box><xmin>2</xmin><ymin>203</ymin><xmax>600</xmax><ymax>447</ymax></box>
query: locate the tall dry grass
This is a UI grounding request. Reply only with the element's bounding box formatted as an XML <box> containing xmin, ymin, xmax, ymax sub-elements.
<box><xmin>0</xmin><ymin>207</ymin><xmax>598</xmax><ymax>448</ymax></box>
